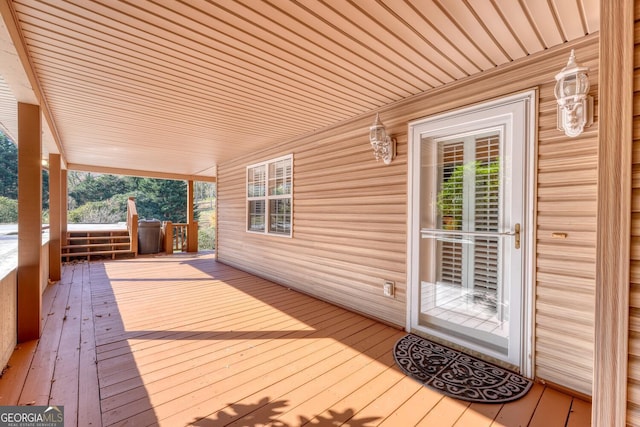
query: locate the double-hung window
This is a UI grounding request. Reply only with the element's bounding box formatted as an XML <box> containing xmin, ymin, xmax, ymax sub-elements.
<box><xmin>247</xmin><ymin>154</ymin><xmax>293</xmax><ymax>237</ymax></box>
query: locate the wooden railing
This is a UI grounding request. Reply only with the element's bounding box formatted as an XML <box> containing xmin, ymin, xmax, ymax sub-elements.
<box><xmin>127</xmin><ymin>197</ymin><xmax>138</xmax><ymax>255</ymax></box>
<box><xmin>162</xmin><ymin>221</ymin><xmax>196</xmax><ymax>254</ymax></box>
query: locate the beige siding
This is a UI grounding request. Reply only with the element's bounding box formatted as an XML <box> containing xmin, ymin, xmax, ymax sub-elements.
<box><xmin>629</xmin><ymin>5</ymin><xmax>640</xmax><ymax>423</ymax></box>
<box><xmin>535</xmin><ymin>76</ymin><xmax>598</xmax><ymax>396</ymax></box>
<box><xmin>219</xmin><ymin>133</ymin><xmax>408</xmax><ymax>325</ymax></box>
<box><xmin>218</xmin><ymin>36</ymin><xmax>598</xmax><ymax>394</ymax></box>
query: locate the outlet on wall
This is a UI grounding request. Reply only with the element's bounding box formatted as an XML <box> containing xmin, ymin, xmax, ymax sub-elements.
<box><xmin>383</xmin><ymin>280</ymin><xmax>395</xmax><ymax>298</ymax></box>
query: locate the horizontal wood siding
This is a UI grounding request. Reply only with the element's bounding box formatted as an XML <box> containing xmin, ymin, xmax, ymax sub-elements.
<box><xmin>218</xmin><ymin>132</ymin><xmax>408</xmax><ymax>326</ymax></box>
<box><xmin>629</xmin><ymin>5</ymin><xmax>640</xmax><ymax>424</ymax></box>
<box><xmin>218</xmin><ymin>36</ymin><xmax>598</xmax><ymax>394</ymax></box>
<box><xmin>535</xmin><ymin>42</ymin><xmax>598</xmax><ymax>397</ymax></box>
<box><xmin>0</xmin><ymin>269</ymin><xmax>17</xmax><ymax>370</ymax></box>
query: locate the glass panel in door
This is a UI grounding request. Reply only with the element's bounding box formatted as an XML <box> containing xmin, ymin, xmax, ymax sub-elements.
<box><xmin>418</xmin><ymin>127</ymin><xmax>521</xmax><ymax>363</ymax></box>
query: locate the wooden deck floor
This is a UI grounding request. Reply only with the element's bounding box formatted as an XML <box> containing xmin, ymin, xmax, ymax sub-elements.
<box><xmin>0</xmin><ymin>253</ymin><xmax>591</xmax><ymax>426</ymax></box>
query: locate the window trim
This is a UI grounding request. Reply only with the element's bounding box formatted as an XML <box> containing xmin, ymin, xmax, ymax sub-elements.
<box><xmin>246</xmin><ymin>154</ymin><xmax>293</xmax><ymax>237</ymax></box>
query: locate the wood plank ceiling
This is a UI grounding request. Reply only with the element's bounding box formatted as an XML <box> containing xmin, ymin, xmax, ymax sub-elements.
<box><xmin>0</xmin><ymin>0</ymin><xmax>599</xmax><ymax>179</ymax></box>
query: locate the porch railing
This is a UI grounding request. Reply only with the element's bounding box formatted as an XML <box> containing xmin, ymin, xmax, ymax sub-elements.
<box><xmin>126</xmin><ymin>197</ymin><xmax>138</xmax><ymax>255</ymax></box>
<box><xmin>162</xmin><ymin>221</ymin><xmax>196</xmax><ymax>253</ymax></box>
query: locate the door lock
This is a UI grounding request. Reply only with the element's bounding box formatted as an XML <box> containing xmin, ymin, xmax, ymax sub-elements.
<box><xmin>514</xmin><ymin>223</ymin><xmax>521</xmax><ymax>249</ymax></box>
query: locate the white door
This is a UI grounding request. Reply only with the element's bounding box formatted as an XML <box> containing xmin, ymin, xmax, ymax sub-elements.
<box><xmin>408</xmin><ymin>92</ymin><xmax>535</xmax><ymax>371</ymax></box>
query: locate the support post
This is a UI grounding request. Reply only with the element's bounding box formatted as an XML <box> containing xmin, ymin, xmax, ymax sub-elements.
<box><xmin>593</xmin><ymin>0</ymin><xmax>633</xmax><ymax>425</ymax></box>
<box><xmin>17</xmin><ymin>102</ymin><xmax>42</xmax><ymax>342</ymax></box>
<box><xmin>214</xmin><ymin>165</ymin><xmax>218</xmax><ymax>259</ymax></box>
<box><xmin>48</xmin><ymin>153</ymin><xmax>61</xmax><ymax>282</ymax></box>
<box><xmin>61</xmin><ymin>168</ymin><xmax>67</xmax><ymax>246</ymax></box>
<box><xmin>187</xmin><ymin>180</ymin><xmax>198</xmax><ymax>252</ymax></box>
<box><xmin>163</xmin><ymin>221</ymin><xmax>174</xmax><ymax>254</ymax></box>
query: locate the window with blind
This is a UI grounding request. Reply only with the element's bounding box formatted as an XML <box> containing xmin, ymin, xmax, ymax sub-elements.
<box><xmin>247</xmin><ymin>154</ymin><xmax>293</xmax><ymax>237</ymax></box>
<box><xmin>436</xmin><ymin>132</ymin><xmax>501</xmax><ymax>301</ymax></box>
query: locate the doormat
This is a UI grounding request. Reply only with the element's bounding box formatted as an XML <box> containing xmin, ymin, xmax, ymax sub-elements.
<box><xmin>393</xmin><ymin>334</ymin><xmax>532</xmax><ymax>403</ymax></box>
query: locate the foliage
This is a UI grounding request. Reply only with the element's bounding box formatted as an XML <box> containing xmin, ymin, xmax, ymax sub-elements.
<box><xmin>194</xmin><ymin>182</ymin><xmax>216</xmax><ymax>206</ymax></box>
<box><xmin>42</xmin><ymin>169</ymin><xmax>49</xmax><ymax>211</ymax></box>
<box><xmin>0</xmin><ymin>141</ymin><xmax>216</xmax><ymax>247</ymax></box>
<box><xmin>198</xmin><ymin>227</ymin><xmax>216</xmax><ymax>250</ymax></box>
<box><xmin>0</xmin><ymin>196</ymin><xmax>18</xmax><ymax>223</ymax></box>
<box><xmin>0</xmin><ymin>133</ymin><xmax>18</xmax><ymax>199</ymax></box>
<box><xmin>68</xmin><ymin>194</ymin><xmax>128</xmax><ymax>224</ymax></box>
<box><xmin>133</xmin><ymin>178</ymin><xmax>189</xmax><ymax>222</ymax></box>
<box><xmin>437</xmin><ymin>160</ymin><xmax>499</xmax><ymax>229</ymax></box>
<box><xmin>66</xmin><ymin>173</ymin><xmax>192</xmax><ymax>223</ymax></box>
<box><xmin>69</xmin><ymin>173</ymin><xmax>127</xmax><ymax>207</ymax></box>
<box><xmin>0</xmin><ymin>131</ymin><xmax>49</xmax><ymax>210</ymax></box>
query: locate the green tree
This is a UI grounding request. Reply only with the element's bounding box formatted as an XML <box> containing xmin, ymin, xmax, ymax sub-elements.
<box><xmin>0</xmin><ymin>131</ymin><xmax>48</xmax><ymax>210</ymax></box>
<box><xmin>42</xmin><ymin>168</ymin><xmax>49</xmax><ymax>211</ymax></box>
<box><xmin>65</xmin><ymin>172</ymin><xmax>193</xmax><ymax>224</ymax></box>
<box><xmin>0</xmin><ymin>133</ymin><xmax>18</xmax><ymax>199</ymax></box>
<box><xmin>134</xmin><ymin>178</ymin><xmax>188</xmax><ymax>222</ymax></box>
<box><xmin>69</xmin><ymin>173</ymin><xmax>127</xmax><ymax>206</ymax></box>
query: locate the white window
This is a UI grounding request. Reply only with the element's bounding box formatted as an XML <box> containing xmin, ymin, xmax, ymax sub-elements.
<box><xmin>247</xmin><ymin>154</ymin><xmax>292</xmax><ymax>237</ymax></box>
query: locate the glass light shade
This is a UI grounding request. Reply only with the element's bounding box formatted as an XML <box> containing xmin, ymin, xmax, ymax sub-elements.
<box><xmin>554</xmin><ymin>50</ymin><xmax>591</xmax><ymax>137</ymax></box>
<box><xmin>369</xmin><ymin>113</ymin><xmax>395</xmax><ymax>164</ymax></box>
<box><xmin>370</xmin><ymin>114</ymin><xmax>386</xmax><ymax>144</ymax></box>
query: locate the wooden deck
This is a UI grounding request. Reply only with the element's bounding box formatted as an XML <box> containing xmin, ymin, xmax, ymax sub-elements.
<box><xmin>0</xmin><ymin>253</ymin><xmax>591</xmax><ymax>426</ymax></box>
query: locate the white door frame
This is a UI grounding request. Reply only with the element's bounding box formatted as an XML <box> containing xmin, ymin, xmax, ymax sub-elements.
<box><xmin>406</xmin><ymin>90</ymin><xmax>537</xmax><ymax>377</ymax></box>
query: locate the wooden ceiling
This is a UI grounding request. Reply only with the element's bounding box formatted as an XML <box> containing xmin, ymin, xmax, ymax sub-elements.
<box><xmin>0</xmin><ymin>0</ymin><xmax>599</xmax><ymax>179</ymax></box>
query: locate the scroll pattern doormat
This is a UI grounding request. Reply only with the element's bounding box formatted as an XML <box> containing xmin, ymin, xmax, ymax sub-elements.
<box><xmin>393</xmin><ymin>334</ymin><xmax>533</xmax><ymax>403</ymax></box>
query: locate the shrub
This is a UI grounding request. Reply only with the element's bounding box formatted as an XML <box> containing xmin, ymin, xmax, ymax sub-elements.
<box><xmin>198</xmin><ymin>226</ymin><xmax>216</xmax><ymax>250</ymax></box>
<box><xmin>68</xmin><ymin>196</ymin><xmax>127</xmax><ymax>223</ymax></box>
<box><xmin>0</xmin><ymin>196</ymin><xmax>17</xmax><ymax>223</ymax></box>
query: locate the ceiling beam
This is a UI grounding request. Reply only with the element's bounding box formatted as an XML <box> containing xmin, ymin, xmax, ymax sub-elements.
<box><xmin>67</xmin><ymin>163</ymin><xmax>216</xmax><ymax>183</ymax></box>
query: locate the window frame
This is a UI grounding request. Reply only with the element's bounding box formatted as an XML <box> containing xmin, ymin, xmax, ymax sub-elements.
<box><xmin>246</xmin><ymin>154</ymin><xmax>293</xmax><ymax>237</ymax></box>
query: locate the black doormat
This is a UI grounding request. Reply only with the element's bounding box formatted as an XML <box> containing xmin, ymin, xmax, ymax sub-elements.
<box><xmin>393</xmin><ymin>334</ymin><xmax>533</xmax><ymax>403</ymax></box>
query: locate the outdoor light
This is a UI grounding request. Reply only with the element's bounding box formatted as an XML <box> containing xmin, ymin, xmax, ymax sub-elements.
<box><xmin>369</xmin><ymin>113</ymin><xmax>396</xmax><ymax>165</ymax></box>
<box><xmin>554</xmin><ymin>49</ymin><xmax>593</xmax><ymax>137</ymax></box>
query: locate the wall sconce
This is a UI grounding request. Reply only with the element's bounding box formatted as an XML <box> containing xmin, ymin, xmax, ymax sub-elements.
<box><xmin>554</xmin><ymin>49</ymin><xmax>593</xmax><ymax>137</ymax></box>
<box><xmin>369</xmin><ymin>113</ymin><xmax>396</xmax><ymax>165</ymax></box>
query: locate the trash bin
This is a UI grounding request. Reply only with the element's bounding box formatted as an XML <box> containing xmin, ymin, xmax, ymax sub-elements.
<box><xmin>138</xmin><ymin>219</ymin><xmax>162</xmax><ymax>254</ymax></box>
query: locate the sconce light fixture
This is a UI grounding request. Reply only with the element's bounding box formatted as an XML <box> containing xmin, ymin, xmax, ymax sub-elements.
<box><xmin>369</xmin><ymin>113</ymin><xmax>396</xmax><ymax>165</ymax></box>
<box><xmin>554</xmin><ymin>49</ymin><xmax>593</xmax><ymax>137</ymax></box>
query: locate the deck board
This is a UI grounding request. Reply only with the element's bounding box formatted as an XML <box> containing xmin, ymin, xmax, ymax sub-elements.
<box><xmin>78</xmin><ymin>263</ymin><xmax>102</xmax><ymax>427</ymax></box>
<box><xmin>49</xmin><ymin>263</ymin><xmax>84</xmax><ymax>426</ymax></box>
<box><xmin>528</xmin><ymin>387</ymin><xmax>573</xmax><ymax>427</ymax></box>
<box><xmin>19</xmin><ymin>270</ymin><xmax>72</xmax><ymax>406</ymax></box>
<box><xmin>0</xmin><ymin>253</ymin><xmax>591</xmax><ymax>426</ymax></box>
<box><xmin>0</xmin><ymin>340</ymin><xmax>37</xmax><ymax>405</ymax></box>
<box><xmin>377</xmin><ymin>385</ymin><xmax>445</xmax><ymax>426</ymax></box>
<box><xmin>566</xmin><ymin>398</ymin><xmax>592</xmax><ymax>427</ymax></box>
<box><xmin>416</xmin><ymin>396</ymin><xmax>470</xmax><ymax>426</ymax></box>
<box><xmin>491</xmin><ymin>382</ymin><xmax>545</xmax><ymax>426</ymax></box>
